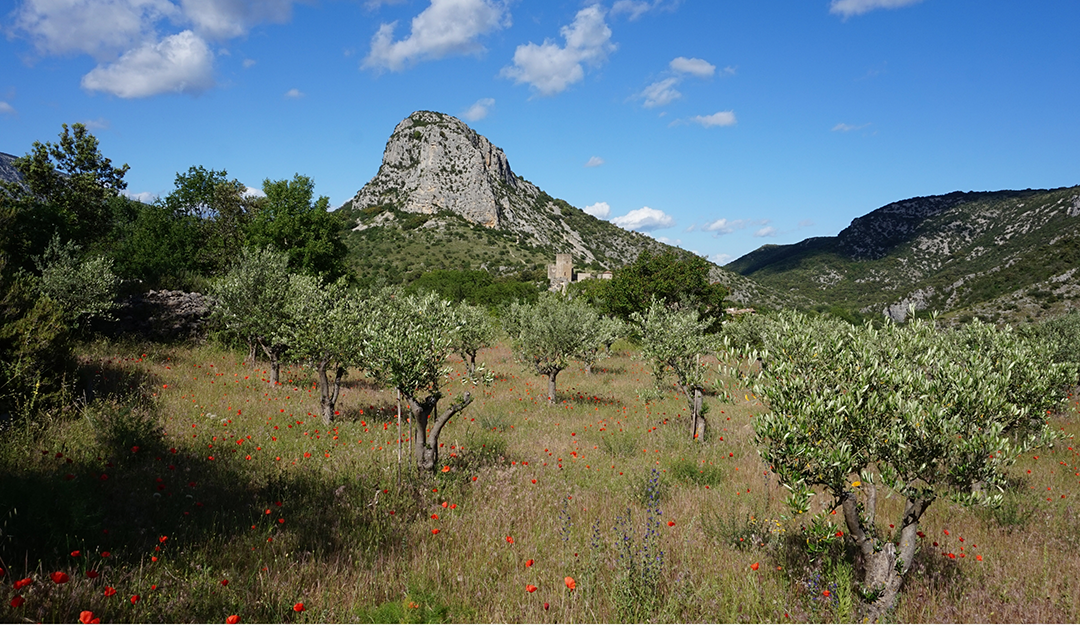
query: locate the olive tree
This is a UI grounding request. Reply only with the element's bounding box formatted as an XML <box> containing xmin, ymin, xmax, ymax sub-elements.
<box><xmin>364</xmin><ymin>290</ymin><xmax>474</xmax><ymax>473</ymax></box>
<box><xmin>210</xmin><ymin>247</ymin><xmax>291</xmax><ymax>382</ymax></box>
<box><xmin>747</xmin><ymin>312</ymin><xmax>1075</xmax><ymax>620</ymax></box>
<box><xmin>579</xmin><ymin>314</ymin><xmax>625</xmax><ymax>374</ymax></box>
<box><xmin>34</xmin><ymin>235</ymin><xmax>118</xmax><ymax>329</ymax></box>
<box><xmin>276</xmin><ymin>274</ymin><xmax>362</xmax><ymax>424</ymax></box>
<box><xmin>504</xmin><ymin>292</ymin><xmax>601</xmax><ymax>405</ymax></box>
<box><xmin>633</xmin><ymin>300</ymin><xmax>713</xmax><ymax>441</ymax></box>
<box><xmin>451</xmin><ymin>302</ymin><xmax>497</xmax><ymax>376</ymax></box>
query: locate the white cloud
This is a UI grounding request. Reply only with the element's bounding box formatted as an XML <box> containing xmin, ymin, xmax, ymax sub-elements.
<box><xmin>708</xmin><ymin>252</ymin><xmax>732</xmax><ymax>265</ymax></box>
<box><xmin>829</xmin><ymin>0</ymin><xmax>923</xmax><ymax>18</ymax></box>
<box><xmin>639</xmin><ymin>77</ymin><xmax>681</xmax><ymax>108</ymax></box>
<box><xmin>703</xmin><ymin>218</ymin><xmax>736</xmax><ymax>234</ymax></box>
<box><xmin>81</xmin><ymin>117</ymin><xmax>110</xmax><ymax>130</ymax></box>
<box><xmin>686</xmin><ymin>110</ymin><xmax>736</xmax><ymax>127</ymax></box>
<box><xmin>610</xmin><ymin>0</ymin><xmax>679</xmax><ymax>21</ymax></box>
<box><xmin>124</xmin><ymin>190</ymin><xmax>158</xmax><ymax>203</ymax></box>
<box><xmin>179</xmin><ymin>0</ymin><xmax>295</xmax><ymax>40</ymax></box>
<box><xmin>363</xmin><ymin>0</ymin><xmax>510</xmax><ymax>72</ymax></box>
<box><xmin>669</xmin><ymin>56</ymin><xmax>714</xmax><ymax>78</ymax></box>
<box><xmin>501</xmin><ymin>4</ymin><xmax>615</xmax><ymax>96</ymax></box>
<box><xmin>583</xmin><ymin>201</ymin><xmax>610</xmax><ymax>218</ymax></box>
<box><xmin>242</xmin><ymin>58</ymin><xmax>256</xmax><ymax>68</ymax></box>
<box><xmin>584</xmin><ymin>156</ymin><xmax>605</xmax><ymax>168</ymax></box>
<box><xmin>12</xmin><ymin>0</ymin><xmax>181</xmax><ymax>59</ymax></box>
<box><xmin>462</xmin><ymin>97</ymin><xmax>495</xmax><ymax>121</ymax></box>
<box><xmin>244</xmin><ymin>186</ymin><xmax>266</xmax><ymax>198</ymax></box>
<box><xmin>611</xmin><ymin>206</ymin><xmax>675</xmax><ymax>231</ymax></box>
<box><xmin>0</xmin><ymin>102</ymin><xmax>15</xmax><ymax>115</ymax></box>
<box><xmin>284</xmin><ymin>88</ymin><xmax>304</xmax><ymax>98</ymax></box>
<box><xmin>655</xmin><ymin>235</ymin><xmax>681</xmax><ymax>245</ymax></box>
<box><xmin>81</xmin><ymin>30</ymin><xmax>215</xmax><ymax>98</ymax></box>
<box><xmin>754</xmin><ymin>225</ymin><xmax>777</xmax><ymax>237</ymax></box>
<box><xmin>832</xmin><ymin>122</ymin><xmax>871</xmax><ymax>132</ymax></box>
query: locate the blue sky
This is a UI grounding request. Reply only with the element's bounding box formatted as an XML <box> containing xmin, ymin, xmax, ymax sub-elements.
<box><xmin>2</xmin><ymin>0</ymin><xmax>1078</xmax><ymax>264</ymax></box>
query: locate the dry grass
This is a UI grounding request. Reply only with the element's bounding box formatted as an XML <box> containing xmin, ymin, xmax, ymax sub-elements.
<box><xmin>1</xmin><ymin>340</ymin><xmax>1078</xmax><ymax>623</ymax></box>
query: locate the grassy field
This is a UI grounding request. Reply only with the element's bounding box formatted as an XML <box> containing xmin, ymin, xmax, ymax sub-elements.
<box><xmin>2</xmin><ymin>339</ymin><xmax>1080</xmax><ymax>623</ymax></box>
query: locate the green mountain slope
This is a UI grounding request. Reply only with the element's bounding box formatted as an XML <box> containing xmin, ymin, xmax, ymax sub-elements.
<box><xmin>727</xmin><ymin>186</ymin><xmax>1080</xmax><ymax>323</ymax></box>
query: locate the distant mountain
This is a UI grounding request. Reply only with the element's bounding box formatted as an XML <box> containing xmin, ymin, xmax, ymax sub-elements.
<box><xmin>340</xmin><ymin>110</ymin><xmax>795</xmax><ymax>307</ymax></box>
<box><xmin>727</xmin><ymin>187</ymin><xmax>1080</xmax><ymax>323</ymax></box>
<box><xmin>0</xmin><ymin>152</ymin><xmax>22</xmax><ymax>186</ymax></box>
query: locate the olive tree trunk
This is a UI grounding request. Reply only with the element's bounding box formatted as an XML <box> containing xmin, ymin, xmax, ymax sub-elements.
<box><xmin>405</xmin><ymin>391</ymin><xmax>473</xmax><ymax>472</ymax></box>
<box><xmin>258</xmin><ymin>339</ymin><xmax>286</xmax><ymax>386</ymax></box>
<box><xmin>841</xmin><ymin>489</ymin><xmax>933</xmax><ymax>621</ymax></box>
<box><xmin>317</xmin><ymin>360</ymin><xmax>346</xmax><ymax>425</ymax></box>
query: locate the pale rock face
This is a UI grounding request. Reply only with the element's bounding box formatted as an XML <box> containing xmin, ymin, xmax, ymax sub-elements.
<box><xmin>348</xmin><ymin>110</ymin><xmax>539</xmax><ymax>229</ymax></box>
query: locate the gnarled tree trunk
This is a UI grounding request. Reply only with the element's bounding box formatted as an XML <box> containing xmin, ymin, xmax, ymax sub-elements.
<box><xmin>317</xmin><ymin>360</ymin><xmax>346</xmax><ymax>425</ymax></box>
<box><xmin>406</xmin><ymin>391</ymin><xmax>473</xmax><ymax>472</ymax></box>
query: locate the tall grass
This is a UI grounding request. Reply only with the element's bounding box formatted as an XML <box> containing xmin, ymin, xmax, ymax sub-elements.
<box><xmin>0</xmin><ymin>341</ymin><xmax>1078</xmax><ymax>622</ymax></box>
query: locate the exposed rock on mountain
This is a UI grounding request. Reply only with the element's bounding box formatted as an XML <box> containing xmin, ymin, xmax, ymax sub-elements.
<box><xmin>727</xmin><ymin>187</ymin><xmax>1080</xmax><ymax>323</ymax></box>
<box><xmin>0</xmin><ymin>152</ymin><xmax>23</xmax><ymax>186</ymax></box>
<box><xmin>343</xmin><ymin>110</ymin><xmax>796</xmax><ymax>307</ymax></box>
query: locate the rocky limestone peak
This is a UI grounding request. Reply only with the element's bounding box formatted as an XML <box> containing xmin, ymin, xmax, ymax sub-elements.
<box><xmin>347</xmin><ymin>110</ymin><xmax>539</xmax><ymax>228</ymax></box>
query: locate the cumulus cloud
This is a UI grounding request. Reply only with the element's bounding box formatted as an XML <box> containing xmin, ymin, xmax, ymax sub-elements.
<box><xmin>363</xmin><ymin>0</ymin><xmax>510</xmax><ymax>72</ymax></box>
<box><xmin>708</xmin><ymin>252</ymin><xmax>732</xmax><ymax>265</ymax></box>
<box><xmin>501</xmin><ymin>4</ymin><xmax>615</xmax><ymax>96</ymax></box>
<box><xmin>461</xmin><ymin>97</ymin><xmax>495</xmax><ymax>121</ymax></box>
<box><xmin>683</xmin><ymin>110</ymin><xmax>736</xmax><ymax>127</ymax></box>
<box><xmin>832</xmin><ymin>122</ymin><xmax>871</xmax><ymax>132</ymax></box>
<box><xmin>669</xmin><ymin>56</ymin><xmax>715</xmax><ymax>78</ymax></box>
<box><xmin>829</xmin><ymin>0</ymin><xmax>923</xmax><ymax>18</ymax></box>
<box><xmin>610</xmin><ymin>0</ymin><xmax>679</xmax><ymax>21</ymax></box>
<box><xmin>12</xmin><ymin>0</ymin><xmax>305</xmax><ymax>97</ymax></box>
<box><xmin>81</xmin><ymin>30</ymin><xmax>215</xmax><ymax>98</ymax></box>
<box><xmin>244</xmin><ymin>186</ymin><xmax>266</xmax><ymax>198</ymax></box>
<box><xmin>124</xmin><ymin>190</ymin><xmax>158</xmax><ymax>203</ymax></box>
<box><xmin>701</xmin><ymin>217</ymin><xmax>770</xmax><ymax>237</ymax></box>
<box><xmin>584</xmin><ymin>156</ymin><xmax>605</xmax><ymax>168</ymax></box>
<box><xmin>0</xmin><ymin>102</ymin><xmax>15</xmax><ymax>115</ymax></box>
<box><xmin>611</xmin><ymin>206</ymin><xmax>675</xmax><ymax>231</ymax></box>
<box><xmin>639</xmin><ymin>77</ymin><xmax>681</xmax><ymax>108</ymax></box>
<box><xmin>284</xmin><ymin>88</ymin><xmax>304</xmax><ymax>98</ymax></box>
<box><xmin>655</xmin><ymin>235</ymin><xmax>681</xmax><ymax>245</ymax></box>
<box><xmin>583</xmin><ymin>201</ymin><xmax>610</xmax><ymax>218</ymax></box>
<box><xmin>754</xmin><ymin>225</ymin><xmax>777</xmax><ymax>237</ymax></box>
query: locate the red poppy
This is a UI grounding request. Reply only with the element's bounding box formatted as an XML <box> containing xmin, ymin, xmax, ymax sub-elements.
<box><xmin>835</xmin><ymin>531</ymin><xmax>843</xmax><ymax>537</ymax></box>
<box><xmin>14</xmin><ymin>577</ymin><xmax>32</xmax><ymax>590</ymax></box>
<box><xmin>101</xmin><ymin>551</ymin><xmax>111</xmax><ymax>558</ymax></box>
<box><xmin>221</xmin><ymin>579</ymin><xmax>229</xmax><ymax>586</ymax></box>
<box><xmin>71</xmin><ymin>550</ymin><xmax>81</xmax><ymax>557</ymax></box>
<box><xmin>526</xmin><ymin>584</ymin><xmax>538</xmax><ymax>593</ymax></box>
<box><xmin>431</xmin><ymin>514</ymin><xmax>439</xmax><ymax>520</ymax></box>
<box><xmin>506</xmin><ymin>536</ymin><xmax>514</xmax><ymax>544</ymax></box>
<box><xmin>943</xmin><ymin>529</ymin><xmax>949</xmax><ymax>535</ymax></box>
<box><xmin>86</xmin><ymin>571</ymin><xmax>99</xmax><ymax>579</ymax></box>
<box><xmin>751</xmin><ymin>562</ymin><xmax>760</xmax><ymax>571</ymax></box>
<box><xmin>431</xmin><ymin>529</ymin><xmax>440</xmax><ymax>535</ymax></box>
<box><xmin>543</xmin><ymin>603</ymin><xmax>549</xmax><ymax>611</ymax></box>
<box><xmin>667</xmin><ymin>521</ymin><xmax>675</xmax><ymax>527</ymax></box>
<box><xmin>293</xmin><ymin>602</ymin><xmax>305</xmax><ymax>612</ymax></box>
<box><xmin>976</xmin><ymin>555</ymin><xmax>983</xmax><ymax>561</ymax></box>
<box><xmin>441</xmin><ymin>466</ymin><xmax>450</xmax><ymax>473</ymax></box>
<box><xmin>823</xmin><ymin>590</ymin><xmax>831</xmax><ymax>597</ymax></box>
<box><xmin>226</xmin><ymin>615</ymin><xmax>241</xmax><ymax>624</ymax></box>
<box><xmin>51</xmin><ymin>571</ymin><xmax>70</xmax><ymax>584</ymax></box>
<box><xmin>10</xmin><ymin>596</ymin><xmax>24</xmax><ymax>608</ymax></box>
<box><xmin>104</xmin><ymin>587</ymin><xmax>117</xmax><ymax>597</ymax></box>
<box><xmin>565</xmin><ymin>576</ymin><xmax>576</xmax><ymax>591</ymax></box>
<box><xmin>525</xmin><ymin>559</ymin><xmax>534</xmax><ymax>567</ymax></box>
<box><xmin>80</xmin><ymin>610</ymin><xmax>101</xmax><ymax>624</ymax></box>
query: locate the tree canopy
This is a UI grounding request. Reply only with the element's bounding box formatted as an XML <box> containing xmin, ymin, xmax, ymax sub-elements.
<box><xmin>602</xmin><ymin>251</ymin><xmax>727</xmax><ymax>332</ymax></box>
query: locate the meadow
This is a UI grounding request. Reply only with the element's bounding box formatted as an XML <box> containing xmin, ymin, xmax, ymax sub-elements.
<box><xmin>2</xmin><ymin>339</ymin><xmax>1080</xmax><ymax>623</ymax></box>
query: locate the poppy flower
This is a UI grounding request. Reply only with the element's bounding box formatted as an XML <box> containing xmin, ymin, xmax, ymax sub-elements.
<box><xmin>431</xmin><ymin>514</ymin><xmax>439</xmax><ymax>520</ymax></box>
<box><xmin>441</xmin><ymin>466</ymin><xmax>450</xmax><ymax>473</ymax></box>
<box><xmin>226</xmin><ymin>615</ymin><xmax>241</xmax><ymax>624</ymax></box>
<box><xmin>221</xmin><ymin>579</ymin><xmax>229</xmax><ymax>586</ymax></box>
<box><xmin>86</xmin><ymin>571</ymin><xmax>99</xmax><ymax>579</ymax></box>
<box><xmin>751</xmin><ymin>562</ymin><xmax>760</xmax><ymax>571</ymax></box>
<box><xmin>526</xmin><ymin>584</ymin><xmax>537</xmax><ymax>593</ymax></box>
<box><xmin>293</xmin><ymin>602</ymin><xmax>305</xmax><ymax>612</ymax></box>
<box><xmin>71</xmin><ymin>550</ymin><xmax>81</xmax><ymax>557</ymax></box>
<box><xmin>822</xmin><ymin>590</ymin><xmax>831</xmax><ymax>597</ymax></box>
<box><xmin>80</xmin><ymin>610</ymin><xmax>101</xmax><ymax>624</ymax></box>
<box><xmin>525</xmin><ymin>559</ymin><xmax>534</xmax><ymax>567</ymax></box>
<box><xmin>976</xmin><ymin>555</ymin><xmax>983</xmax><ymax>561</ymax></box>
<box><xmin>565</xmin><ymin>576</ymin><xmax>576</xmax><ymax>591</ymax></box>
<box><xmin>544</xmin><ymin>603</ymin><xmax>549</xmax><ymax>611</ymax></box>
<box><xmin>667</xmin><ymin>521</ymin><xmax>675</xmax><ymax>527</ymax></box>
<box><xmin>506</xmin><ymin>536</ymin><xmax>514</xmax><ymax>544</ymax></box>
<box><xmin>10</xmin><ymin>596</ymin><xmax>25</xmax><ymax>608</ymax></box>
<box><xmin>835</xmin><ymin>531</ymin><xmax>843</xmax><ymax>537</ymax></box>
<box><xmin>14</xmin><ymin>577</ymin><xmax>32</xmax><ymax>590</ymax></box>
<box><xmin>431</xmin><ymin>529</ymin><xmax>440</xmax><ymax>535</ymax></box>
<box><xmin>104</xmin><ymin>587</ymin><xmax>117</xmax><ymax>597</ymax></box>
<box><xmin>101</xmin><ymin>551</ymin><xmax>111</xmax><ymax>558</ymax></box>
<box><xmin>130</xmin><ymin>595</ymin><xmax>140</xmax><ymax>604</ymax></box>
<box><xmin>51</xmin><ymin>571</ymin><xmax>70</xmax><ymax>584</ymax></box>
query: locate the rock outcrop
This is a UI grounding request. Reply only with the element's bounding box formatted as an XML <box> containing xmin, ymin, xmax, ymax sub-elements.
<box><xmin>0</xmin><ymin>152</ymin><xmax>23</xmax><ymax>187</ymax></box>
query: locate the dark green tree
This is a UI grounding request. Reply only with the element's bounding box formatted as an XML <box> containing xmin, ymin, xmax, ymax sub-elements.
<box><xmin>246</xmin><ymin>175</ymin><xmax>347</xmax><ymax>278</ymax></box>
<box><xmin>603</xmin><ymin>251</ymin><xmax>727</xmax><ymax>332</ymax></box>
<box><xmin>163</xmin><ymin>166</ymin><xmax>254</xmax><ymax>275</ymax></box>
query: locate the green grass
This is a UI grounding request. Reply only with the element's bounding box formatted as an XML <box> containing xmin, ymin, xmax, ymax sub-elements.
<box><xmin>1</xmin><ymin>342</ymin><xmax>1079</xmax><ymax>622</ymax></box>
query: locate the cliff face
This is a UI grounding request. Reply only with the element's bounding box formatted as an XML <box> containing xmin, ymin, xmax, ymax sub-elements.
<box><xmin>349</xmin><ymin>111</ymin><xmax>537</xmax><ymax>229</ymax></box>
<box><xmin>0</xmin><ymin>152</ymin><xmax>23</xmax><ymax>187</ymax></box>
